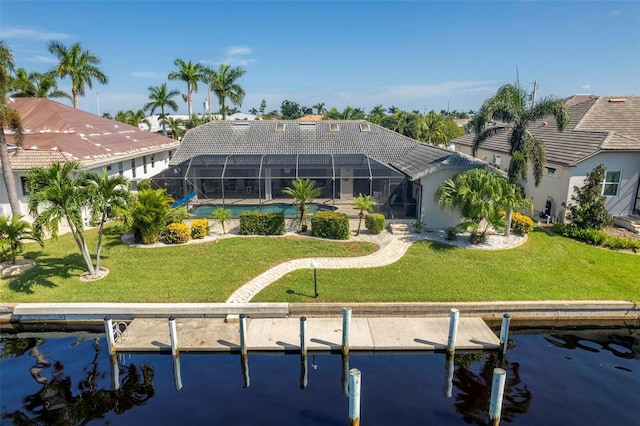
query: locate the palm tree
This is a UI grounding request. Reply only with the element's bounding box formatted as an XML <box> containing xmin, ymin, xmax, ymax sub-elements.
<box><xmin>435</xmin><ymin>168</ymin><xmax>531</xmax><ymax>242</ymax></box>
<box><xmin>10</xmin><ymin>68</ymin><xmax>72</xmax><ymax>100</ymax></box>
<box><xmin>0</xmin><ymin>215</ymin><xmax>43</xmax><ymax>264</ymax></box>
<box><xmin>144</xmin><ymin>83</ymin><xmax>179</xmax><ymax>137</ymax></box>
<box><xmin>367</xmin><ymin>104</ymin><xmax>386</xmax><ymax>125</ymax></box>
<box><xmin>472</xmin><ymin>84</ymin><xmax>569</xmax><ymax>187</ymax></box>
<box><xmin>161</xmin><ymin>116</ymin><xmax>184</xmax><ymax>140</ymax></box>
<box><xmin>415</xmin><ymin>111</ymin><xmax>448</xmax><ymax>145</ymax></box>
<box><xmin>114</xmin><ymin>109</ymin><xmax>151</xmax><ymax>129</ymax></box>
<box><xmin>168</xmin><ymin>59</ymin><xmax>204</xmax><ymax>117</ymax></box>
<box><xmin>0</xmin><ymin>40</ymin><xmax>23</xmax><ymax>216</ymax></box>
<box><xmin>47</xmin><ymin>41</ymin><xmax>108</xmax><ymax>109</ymax></box>
<box><xmin>312</xmin><ymin>102</ymin><xmax>325</xmax><ymax>115</ymax></box>
<box><xmin>282</xmin><ymin>178</ymin><xmax>320</xmax><ymax>231</ymax></box>
<box><xmin>353</xmin><ymin>193</ymin><xmax>377</xmax><ymax>236</ymax></box>
<box><xmin>79</xmin><ymin>168</ymin><xmax>130</xmax><ymax>270</ymax></box>
<box><xmin>207</xmin><ymin>64</ymin><xmax>246</xmax><ymax>120</ymax></box>
<box><xmin>26</xmin><ymin>161</ymin><xmax>99</xmax><ymax>277</ymax></box>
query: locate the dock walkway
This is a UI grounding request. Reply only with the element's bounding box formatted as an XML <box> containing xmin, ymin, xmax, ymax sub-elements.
<box><xmin>115</xmin><ymin>316</ymin><xmax>500</xmax><ymax>353</ymax></box>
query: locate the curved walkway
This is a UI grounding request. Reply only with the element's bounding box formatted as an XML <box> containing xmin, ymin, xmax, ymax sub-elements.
<box><xmin>226</xmin><ymin>232</ymin><xmax>412</xmax><ymax>303</ymax></box>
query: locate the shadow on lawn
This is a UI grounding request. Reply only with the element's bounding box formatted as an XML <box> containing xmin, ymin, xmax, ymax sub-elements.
<box><xmin>286</xmin><ymin>289</ymin><xmax>317</xmax><ymax>299</ymax></box>
<box><xmin>6</xmin><ymin>253</ymin><xmax>85</xmax><ymax>294</ymax></box>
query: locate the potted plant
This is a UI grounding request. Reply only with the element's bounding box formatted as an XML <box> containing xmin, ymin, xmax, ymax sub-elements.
<box><xmin>282</xmin><ymin>178</ymin><xmax>320</xmax><ymax>233</ymax></box>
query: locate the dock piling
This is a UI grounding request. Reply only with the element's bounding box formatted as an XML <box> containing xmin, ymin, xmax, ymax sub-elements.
<box><xmin>489</xmin><ymin>368</ymin><xmax>506</xmax><ymax>426</ymax></box>
<box><xmin>300</xmin><ymin>316</ymin><xmax>307</xmax><ymax>356</ymax></box>
<box><xmin>342</xmin><ymin>307</ymin><xmax>351</xmax><ymax>356</ymax></box>
<box><xmin>447</xmin><ymin>308</ymin><xmax>460</xmax><ymax>355</ymax></box>
<box><xmin>239</xmin><ymin>314</ymin><xmax>247</xmax><ymax>356</ymax></box>
<box><xmin>104</xmin><ymin>316</ymin><xmax>116</xmax><ymax>356</ymax></box>
<box><xmin>168</xmin><ymin>316</ymin><xmax>179</xmax><ymax>357</ymax></box>
<box><xmin>499</xmin><ymin>314</ymin><xmax>511</xmax><ymax>357</ymax></box>
<box><xmin>348</xmin><ymin>368</ymin><xmax>361</xmax><ymax>426</ymax></box>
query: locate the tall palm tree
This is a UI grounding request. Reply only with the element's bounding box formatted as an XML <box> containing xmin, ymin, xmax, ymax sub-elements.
<box><xmin>207</xmin><ymin>64</ymin><xmax>246</xmax><ymax>120</ymax></box>
<box><xmin>10</xmin><ymin>68</ymin><xmax>72</xmax><ymax>100</ymax></box>
<box><xmin>312</xmin><ymin>102</ymin><xmax>325</xmax><ymax>115</ymax></box>
<box><xmin>168</xmin><ymin>59</ymin><xmax>204</xmax><ymax>117</ymax></box>
<box><xmin>79</xmin><ymin>168</ymin><xmax>130</xmax><ymax>270</ymax></box>
<box><xmin>353</xmin><ymin>193</ymin><xmax>377</xmax><ymax>236</ymax></box>
<box><xmin>47</xmin><ymin>41</ymin><xmax>108</xmax><ymax>109</ymax></box>
<box><xmin>26</xmin><ymin>161</ymin><xmax>98</xmax><ymax>277</ymax></box>
<box><xmin>282</xmin><ymin>178</ymin><xmax>320</xmax><ymax>231</ymax></box>
<box><xmin>144</xmin><ymin>83</ymin><xmax>179</xmax><ymax>137</ymax></box>
<box><xmin>0</xmin><ymin>40</ymin><xmax>23</xmax><ymax>216</ymax></box>
<box><xmin>415</xmin><ymin>111</ymin><xmax>447</xmax><ymax>145</ymax></box>
<box><xmin>471</xmin><ymin>84</ymin><xmax>569</xmax><ymax>187</ymax></box>
<box><xmin>114</xmin><ymin>109</ymin><xmax>151</xmax><ymax>129</ymax></box>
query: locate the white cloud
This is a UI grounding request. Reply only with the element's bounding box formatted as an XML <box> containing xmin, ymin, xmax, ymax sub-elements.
<box><xmin>0</xmin><ymin>27</ymin><xmax>72</xmax><ymax>40</ymax></box>
<box><xmin>131</xmin><ymin>71</ymin><xmax>164</xmax><ymax>78</ymax></box>
<box><xmin>201</xmin><ymin>45</ymin><xmax>256</xmax><ymax>67</ymax></box>
<box><xmin>610</xmin><ymin>10</ymin><xmax>622</xmax><ymax>15</ymax></box>
<box><xmin>581</xmin><ymin>84</ymin><xmax>591</xmax><ymax>89</ymax></box>
<box><xmin>32</xmin><ymin>55</ymin><xmax>58</xmax><ymax>64</ymax></box>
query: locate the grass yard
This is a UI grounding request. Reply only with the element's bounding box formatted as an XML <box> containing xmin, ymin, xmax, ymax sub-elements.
<box><xmin>253</xmin><ymin>229</ymin><xmax>640</xmax><ymax>303</ymax></box>
<box><xmin>0</xmin><ymin>224</ymin><xmax>376</xmax><ymax>303</ymax></box>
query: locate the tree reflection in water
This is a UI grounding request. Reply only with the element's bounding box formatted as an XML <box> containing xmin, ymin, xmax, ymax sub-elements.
<box><xmin>1</xmin><ymin>337</ymin><xmax>155</xmax><ymax>425</ymax></box>
<box><xmin>452</xmin><ymin>351</ymin><xmax>532</xmax><ymax>425</ymax></box>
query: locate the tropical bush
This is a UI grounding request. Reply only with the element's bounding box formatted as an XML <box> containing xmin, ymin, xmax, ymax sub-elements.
<box><xmin>365</xmin><ymin>213</ymin><xmax>385</xmax><ymax>234</ymax></box>
<box><xmin>191</xmin><ymin>218</ymin><xmax>210</xmax><ymax>239</ymax></box>
<box><xmin>211</xmin><ymin>207</ymin><xmax>232</xmax><ymax>234</ymax></box>
<box><xmin>511</xmin><ymin>212</ymin><xmax>534</xmax><ymax>235</ymax></box>
<box><xmin>164</xmin><ymin>223</ymin><xmax>191</xmax><ymax>244</ymax></box>
<box><xmin>553</xmin><ymin>223</ymin><xmax>639</xmax><ymax>252</ymax></box>
<box><xmin>412</xmin><ymin>220</ymin><xmax>423</xmax><ymax>234</ymax></box>
<box><xmin>120</xmin><ymin>188</ymin><xmax>174</xmax><ymax>244</ymax></box>
<box><xmin>567</xmin><ymin>164</ymin><xmax>613</xmax><ymax>230</ymax></box>
<box><xmin>239</xmin><ymin>212</ymin><xmax>285</xmax><ymax>235</ymax></box>
<box><xmin>0</xmin><ymin>216</ymin><xmax>43</xmax><ymax>263</ymax></box>
<box><xmin>445</xmin><ymin>227</ymin><xmax>458</xmax><ymax>241</ymax></box>
<box><xmin>311</xmin><ymin>211</ymin><xmax>350</xmax><ymax>240</ymax></box>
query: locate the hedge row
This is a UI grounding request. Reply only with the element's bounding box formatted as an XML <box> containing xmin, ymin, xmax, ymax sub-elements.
<box><xmin>553</xmin><ymin>223</ymin><xmax>640</xmax><ymax>253</ymax></box>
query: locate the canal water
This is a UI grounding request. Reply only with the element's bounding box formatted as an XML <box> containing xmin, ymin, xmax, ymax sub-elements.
<box><xmin>1</xmin><ymin>329</ymin><xmax>637</xmax><ymax>425</ymax></box>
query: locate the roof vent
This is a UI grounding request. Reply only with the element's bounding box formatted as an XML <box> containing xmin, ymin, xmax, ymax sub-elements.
<box><xmin>359</xmin><ymin>123</ymin><xmax>371</xmax><ymax>132</ymax></box>
<box><xmin>233</xmin><ymin>121</ymin><xmax>250</xmax><ymax>126</ymax></box>
<box><xmin>329</xmin><ymin>123</ymin><xmax>340</xmax><ymax>132</ymax></box>
<box><xmin>299</xmin><ymin>121</ymin><xmax>316</xmax><ymax>126</ymax></box>
<box><xmin>608</xmin><ymin>98</ymin><xmax>626</xmax><ymax>103</ymax></box>
<box><xmin>275</xmin><ymin>123</ymin><xmax>286</xmax><ymax>132</ymax></box>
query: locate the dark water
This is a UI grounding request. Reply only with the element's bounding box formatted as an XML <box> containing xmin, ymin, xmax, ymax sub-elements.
<box><xmin>1</xmin><ymin>330</ymin><xmax>638</xmax><ymax>425</ymax></box>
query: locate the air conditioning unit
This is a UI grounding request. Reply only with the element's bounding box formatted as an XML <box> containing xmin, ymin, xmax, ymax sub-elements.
<box><xmin>493</xmin><ymin>155</ymin><xmax>501</xmax><ymax>167</ymax></box>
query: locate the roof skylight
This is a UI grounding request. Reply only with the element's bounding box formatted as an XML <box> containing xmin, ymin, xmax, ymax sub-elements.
<box><xmin>359</xmin><ymin>123</ymin><xmax>371</xmax><ymax>132</ymax></box>
<box><xmin>329</xmin><ymin>123</ymin><xmax>340</xmax><ymax>132</ymax></box>
<box><xmin>275</xmin><ymin>123</ymin><xmax>286</xmax><ymax>132</ymax></box>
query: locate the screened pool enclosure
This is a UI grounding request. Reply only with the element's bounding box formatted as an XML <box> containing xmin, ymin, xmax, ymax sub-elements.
<box><xmin>151</xmin><ymin>154</ymin><xmax>419</xmax><ymax>218</ymax></box>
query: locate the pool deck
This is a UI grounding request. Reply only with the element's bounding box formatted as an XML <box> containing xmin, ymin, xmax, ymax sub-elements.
<box><xmin>114</xmin><ymin>316</ymin><xmax>500</xmax><ymax>353</ymax></box>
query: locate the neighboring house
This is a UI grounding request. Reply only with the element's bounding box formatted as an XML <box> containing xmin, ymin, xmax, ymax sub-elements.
<box><xmin>150</xmin><ymin>120</ymin><xmax>488</xmax><ymax>229</ymax></box>
<box><xmin>453</xmin><ymin>95</ymin><xmax>640</xmax><ymax>227</ymax></box>
<box><xmin>1</xmin><ymin>98</ymin><xmax>180</xmax><ymax>217</ymax></box>
<box><xmin>141</xmin><ymin>113</ymin><xmax>257</xmax><ymax>134</ymax></box>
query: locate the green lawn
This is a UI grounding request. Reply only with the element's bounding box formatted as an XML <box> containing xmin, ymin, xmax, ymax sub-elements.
<box><xmin>0</xmin><ymin>225</ymin><xmax>376</xmax><ymax>303</ymax></box>
<box><xmin>253</xmin><ymin>229</ymin><xmax>639</xmax><ymax>303</ymax></box>
<box><xmin>2</xmin><ymin>227</ymin><xmax>637</xmax><ymax>304</ymax></box>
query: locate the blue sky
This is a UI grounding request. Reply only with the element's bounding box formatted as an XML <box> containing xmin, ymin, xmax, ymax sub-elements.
<box><xmin>2</xmin><ymin>1</ymin><xmax>639</xmax><ymax>116</ymax></box>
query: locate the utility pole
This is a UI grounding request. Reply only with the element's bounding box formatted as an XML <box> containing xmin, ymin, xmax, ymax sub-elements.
<box><xmin>96</xmin><ymin>92</ymin><xmax>101</xmax><ymax>116</ymax></box>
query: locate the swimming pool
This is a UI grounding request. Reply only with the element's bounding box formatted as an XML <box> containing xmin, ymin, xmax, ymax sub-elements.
<box><xmin>189</xmin><ymin>203</ymin><xmax>337</xmax><ymax>218</ymax></box>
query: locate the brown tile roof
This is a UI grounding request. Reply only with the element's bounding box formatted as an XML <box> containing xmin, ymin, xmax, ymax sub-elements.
<box><xmin>297</xmin><ymin>114</ymin><xmax>324</xmax><ymax>121</ymax></box>
<box><xmin>7</xmin><ymin>149</ymin><xmax>70</xmax><ymax>171</ymax></box>
<box><xmin>453</xmin><ymin>95</ymin><xmax>640</xmax><ymax>165</ymax></box>
<box><xmin>3</xmin><ymin>98</ymin><xmax>179</xmax><ymax>169</ymax></box>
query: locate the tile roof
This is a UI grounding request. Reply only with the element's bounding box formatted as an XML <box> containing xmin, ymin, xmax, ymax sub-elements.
<box><xmin>453</xmin><ymin>95</ymin><xmax>640</xmax><ymax>166</ymax></box>
<box><xmin>3</xmin><ymin>98</ymin><xmax>180</xmax><ymax>170</ymax></box>
<box><xmin>7</xmin><ymin>149</ymin><xmax>70</xmax><ymax>171</ymax></box>
<box><xmin>172</xmin><ymin>120</ymin><xmax>486</xmax><ymax>179</ymax></box>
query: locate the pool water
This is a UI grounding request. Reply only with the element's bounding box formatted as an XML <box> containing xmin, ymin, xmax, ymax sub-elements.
<box><xmin>1</xmin><ymin>330</ymin><xmax>637</xmax><ymax>425</ymax></box>
<box><xmin>189</xmin><ymin>203</ymin><xmax>337</xmax><ymax>218</ymax></box>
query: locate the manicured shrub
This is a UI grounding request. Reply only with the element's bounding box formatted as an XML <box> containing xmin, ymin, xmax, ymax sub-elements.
<box><xmin>191</xmin><ymin>218</ymin><xmax>210</xmax><ymax>239</ymax></box>
<box><xmin>311</xmin><ymin>211</ymin><xmax>350</xmax><ymax>240</ymax></box>
<box><xmin>553</xmin><ymin>223</ymin><xmax>638</xmax><ymax>252</ymax></box>
<box><xmin>365</xmin><ymin>214</ymin><xmax>385</xmax><ymax>234</ymax></box>
<box><xmin>239</xmin><ymin>212</ymin><xmax>285</xmax><ymax>235</ymax></box>
<box><xmin>164</xmin><ymin>223</ymin><xmax>191</xmax><ymax>244</ymax></box>
<box><xmin>511</xmin><ymin>212</ymin><xmax>534</xmax><ymax>235</ymax></box>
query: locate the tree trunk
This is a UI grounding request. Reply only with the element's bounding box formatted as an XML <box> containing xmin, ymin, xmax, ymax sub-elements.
<box><xmin>504</xmin><ymin>208</ymin><xmax>513</xmax><ymax>237</ymax></box>
<box><xmin>95</xmin><ymin>211</ymin><xmax>107</xmax><ymax>270</ymax></box>
<box><xmin>0</xmin><ymin>131</ymin><xmax>22</xmax><ymax>216</ymax></box>
<box><xmin>72</xmin><ymin>88</ymin><xmax>79</xmax><ymax>108</ymax></box>
<box><xmin>68</xmin><ymin>219</ymin><xmax>96</xmax><ymax>276</ymax></box>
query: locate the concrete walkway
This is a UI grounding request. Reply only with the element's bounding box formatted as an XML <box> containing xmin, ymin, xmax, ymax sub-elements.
<box><xmin>226</xmin><ymin>232</ymin><xmax>412</xmax><ymax>303</ymax></box>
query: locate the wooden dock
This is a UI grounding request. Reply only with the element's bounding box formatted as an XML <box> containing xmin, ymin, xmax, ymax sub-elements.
<box><xmin>115</xmin><ymin>317</ymin><xmax>500</xmax><ymax>353</ymax></box>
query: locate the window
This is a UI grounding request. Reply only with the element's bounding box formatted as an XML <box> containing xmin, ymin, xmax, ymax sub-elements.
<box><xmin>20</xmin><ymin>177</ymin><xmax>28</xmax><ymax>196</ymax></box>
<box><xmin>131</xmin><ymin>159</ymin><xmax>136</xmax><ymax>178</ymax></box>
<box><xmin>143</xmin><ymin>156</ymin><xmax>147</xmax><ymax>174</ymax></box>
<box><xmin>118</xmin><ymin>162</ymin><xmax>124</xmax><ymax>176</ymax></box>
<box><xmin>106</xmin><ymin>164</ymin><xmax>112</xmax><ymax>172</ymax></box>
<box><xmin>603</xmin><ymin>171</ymin><xmax>621</xmax><ymax>196</ymax></box>
<box><xmin>151</xmin><ymin>154</ymin><xmax>155</xmax><ymax>167</ymax></box>
<box><xmin>168</xmin><ymin>150</ymin><xmax>173</xmax><ymax>161</ymax></box>
<box><xmin>545</xmin><ymin>167</ymin><xmax>556</xmax><ymax>177</ymax></box>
